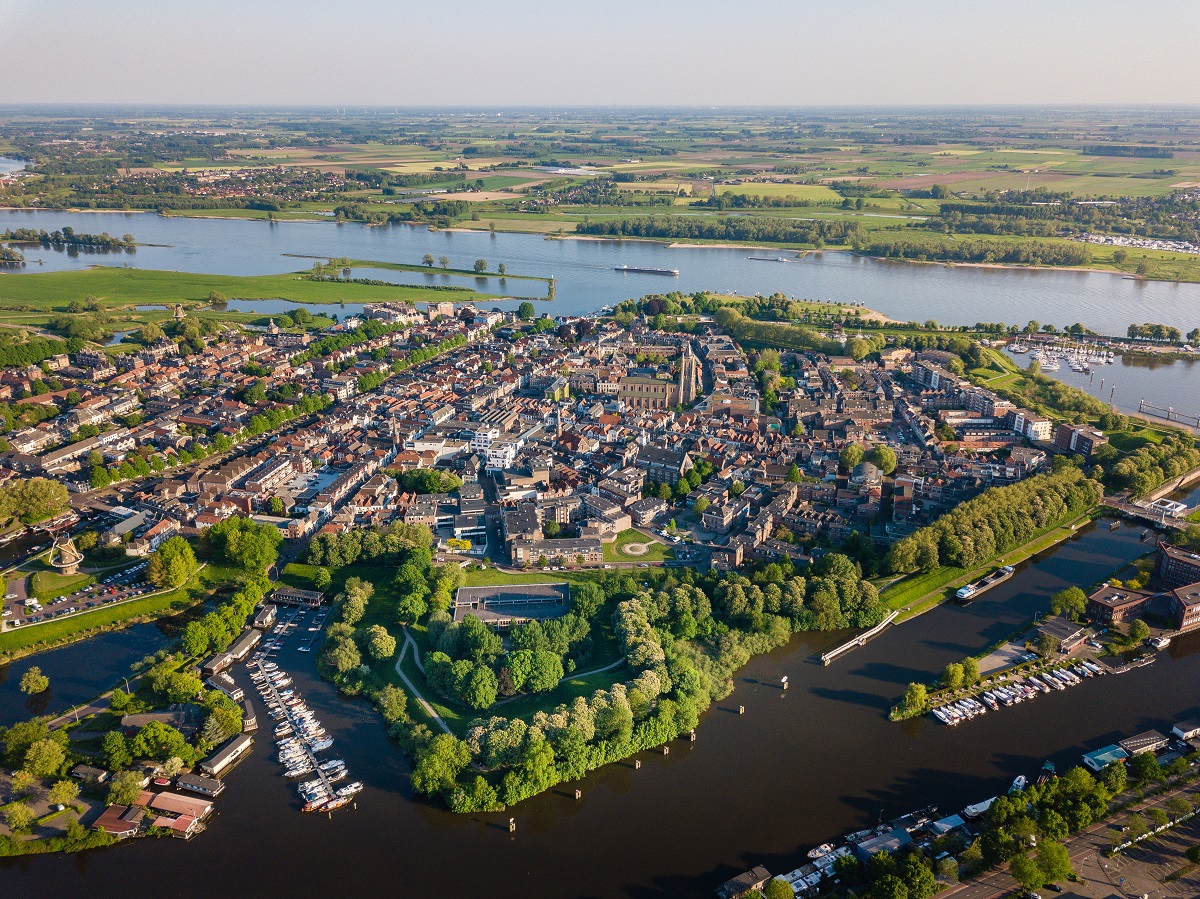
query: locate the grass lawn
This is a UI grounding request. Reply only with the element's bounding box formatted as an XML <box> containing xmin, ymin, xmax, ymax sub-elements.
<box><xmin>458</xmin><ymin>566</ymin><xmax>606</xmax><ymax>588</ymax></box>
<box><xmin>602</xmin><ymin>529</ymin><xmax>674</xmax><ymax>563</ymax></box>
<box><xmin>879</xmin><ymin>566</ymin><xmax>967</xmax><ymax>612</ymax></box>
<box><xmin>1107</xmin><ymin>428</ymin><xmax>1167</xmax><ymax>453</ymax></box>
<box><xmin>882</xmin><ymin>508</ymin><xmax>1100</xmax><ymax>620</ymax></box>
<box><xmin>0</xmin><ymin>266</ymin><xmax>503</xmax><ymax>316</ymax></box>
<box><xmin>280</xmin><ymin>562</ymin><xmax>322</xmax><ymax>589</ymax></box>
<box><xmin>29</xmin><ymin>569</ymin><xmax>95</xmax><ymax>602</ymax></box>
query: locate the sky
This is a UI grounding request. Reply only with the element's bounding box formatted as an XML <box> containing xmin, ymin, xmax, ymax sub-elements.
<box><xmin>2</xmin><ymin>0</ymin><xmax>1199</xmax><ymax>107</ymax></box>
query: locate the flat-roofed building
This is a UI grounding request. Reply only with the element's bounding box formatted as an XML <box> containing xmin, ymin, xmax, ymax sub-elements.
<box><xmin>1157</xmin><ymin>543</ymin><xmax>1200</xmax><ymax>587</ymax></box>
<box><xmin>1083</xmin><ymin>744</ymin><xmax>1129</xmax><ymax>772</ymax></box>
<box><xmin>453</xmin><ymin>582</ymin><xmax>570</xmax><ymax>630</ymax></box>
<box><xmin>1119</xmin><ymin>730</ymin><xmax>1169</xmax><ymax>756</ymax></box>
<box><xmin>510</xmin><ymin>536</ymin><xmax>603</xmax><ymax>567</ymax></box>
<box><xmin>200</xmin><ymin>733</ymin><xmax>252</xmax><ymax>777</ymax></box>
<box><xmin>176</xmin><ymin>773</ymin><xmax>226</xmax><ymax>797</ymax></box>
<box><xmin>1169</xmin><ymin>583</ymin><xmax>1200</xmax><ymax>631</ymax></box>
<box><xmin>1172</xmin><ymin>719</ymin><xmax>1200</xmax><ymax>741</ymax></box>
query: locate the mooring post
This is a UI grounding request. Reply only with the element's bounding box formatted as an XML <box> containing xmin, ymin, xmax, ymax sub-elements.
<box><xmin>509</xmin><ymin>817</ymin><xmax>516</xmax><ymax>833</ymax></box>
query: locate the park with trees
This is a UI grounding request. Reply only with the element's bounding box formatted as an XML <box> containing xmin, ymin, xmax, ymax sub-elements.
<box><xmin>301</xmin><ymin>513</ymin><xmax>890</xmax><ymax>812</ymax></box>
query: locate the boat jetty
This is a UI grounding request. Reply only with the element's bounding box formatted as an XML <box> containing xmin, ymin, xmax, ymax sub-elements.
<box><xmin>930</xmin><ymin>659</ymin><xmax>1106</xmax><ymax>726</ymax></box>
<box><xmin>724</xmin><ymin>765</ymin><xmax>1069</xmax><ymax>897</ymax></box>
<box><xmin>248</xmin><ymin>656</ymin><xmax>361</xmax><ymax>814</ymax></box>
<box><xmin>955</xmin><ymin>565</ymin><xmax>1014</xmax><ymax>603</ymax></box>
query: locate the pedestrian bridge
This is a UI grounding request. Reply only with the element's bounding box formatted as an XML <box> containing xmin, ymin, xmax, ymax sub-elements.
<box><xmin>820</xmin><ymin>610</ymin><xmax>900</xmax><ymax>666</ymax></box>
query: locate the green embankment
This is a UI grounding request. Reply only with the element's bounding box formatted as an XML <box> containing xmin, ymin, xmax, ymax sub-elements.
<box><xmin>0</xmin><ymin>266</ymin><xmax>502</xmax><ymax>314</ymax></box>
<box><xmin>0</xmin><ymin>563</ymin><xmax>224</xmax><ymax>661</ymax></box>
<box><xmin>339</xmin><ymin>257</ymin><xmax>550</xmax><ymax>283</ymax></box>
<box><xmin>881</xmin><ymin>508</ymin><xmax>1101</xmax><ymax>621</ymax></box>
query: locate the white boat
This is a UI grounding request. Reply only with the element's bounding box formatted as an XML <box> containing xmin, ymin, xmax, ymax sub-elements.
<box><xmin>807</xmin><ymin>843</ymin><xmax>835</xmax><ymax>859</ymax></box>
<box><xmin>1009</xmin><ymin>775</ymin><xmax>1027</xmax><ymax>794</ymax></box>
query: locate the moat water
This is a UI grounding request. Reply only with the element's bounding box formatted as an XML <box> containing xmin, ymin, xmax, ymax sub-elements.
<box><xmin>3</xmin><ymin>520</ymin><xmax>1198</xmax><ymax>898</ymax></box>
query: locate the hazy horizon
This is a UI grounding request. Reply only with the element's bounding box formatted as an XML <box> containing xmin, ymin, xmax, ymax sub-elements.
<box><xmin>2</xmin><ymin>0</ymin><xmax>1198</xmax><ymax>107</ymax></box>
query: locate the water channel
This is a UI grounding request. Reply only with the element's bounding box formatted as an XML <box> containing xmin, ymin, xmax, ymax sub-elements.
<box><xmin>3</xmin><ymin>520</ymin><xmax>1197</xmax><ymax>897</ymax></box>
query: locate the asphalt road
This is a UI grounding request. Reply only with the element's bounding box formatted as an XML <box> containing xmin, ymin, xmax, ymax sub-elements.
<box><xmin>942</xmin><ymin>780</ymin><xmax>1200</xmax><ymax>899</ymax></box>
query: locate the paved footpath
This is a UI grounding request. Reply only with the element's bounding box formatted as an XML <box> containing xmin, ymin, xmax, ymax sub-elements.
<box><xmin>395</xmin><ymin>629</ymin><xmax>452</xmax><ymax>735</ymax></box>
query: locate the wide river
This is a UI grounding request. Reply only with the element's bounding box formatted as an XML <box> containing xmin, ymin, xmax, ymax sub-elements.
<box><xmin>3</xmin><ymin>208</ymin><xmax>1200</xmax><ymax>334</ymax></box>
<box><xmin>3</xmin><ymin>520</ymin><xmax>1199</xmax><ymax>898</ymax></box>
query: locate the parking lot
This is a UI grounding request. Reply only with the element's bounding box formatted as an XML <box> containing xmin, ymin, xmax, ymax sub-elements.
<box><xmin>1</xmin><ymin>561</ymin><xmax>152</xmax><ymax>630</ymax></box>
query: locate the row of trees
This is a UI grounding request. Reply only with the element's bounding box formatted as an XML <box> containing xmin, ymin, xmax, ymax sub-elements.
<box><xmin>0</xmin><ymin>477</ymin><xmax>70</xmax><ymax>523</ymax></box>
<box><xmin>576</xmin><ymin>214</ymin><xmax>864</xmax><ymax>247</ymax></box>
<box><xmin>886</xmin><ymin>468</ymin><xmax>1101</xmax><ymax>574</ymax></box>
<box><xmin>860</xmin><ymin>236</ymin><xmax>1093</xmax><ymax>267</ymax></box>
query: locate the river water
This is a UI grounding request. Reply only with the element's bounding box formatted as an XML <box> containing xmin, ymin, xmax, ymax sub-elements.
<box><xmin>1011</xmin><ymin>350</ymin><xmax>1200</xmax><ymax>420</ymax></box>
<box><xmin>4</xmin><ymin>520</ymin><xmax>1198</xmax><ymax>898</ymax></box>
<box><xmin>3</xmin><ymin>208</ymin><xmax>1200</xmax><ymax>334</ymax></box>
<box><xmin>0</xmin><ymin>622</ymin><xmax>172</xmax><ymax>726</ymax></box>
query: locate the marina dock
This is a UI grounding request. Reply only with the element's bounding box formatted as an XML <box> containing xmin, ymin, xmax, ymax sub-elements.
<box><xmin>247</xmin><ymin>608</ymin><xmax>361</xmax><ymax>814</ymax></box>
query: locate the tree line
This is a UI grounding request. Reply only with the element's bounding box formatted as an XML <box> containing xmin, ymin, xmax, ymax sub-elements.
<box><xmin>886</xmin><ymin>468</ymin><xmax>1101</xmax><ymax>574</ymax></box>
<box><xmin>859</xmin><ymin>236</ymin><xmax>1093</xmax><ymax>267</ymax></box>
<box><xmin>575</xmin><ymin>215</ymin><xmax>864</xmax><ymax>247</ymax></box>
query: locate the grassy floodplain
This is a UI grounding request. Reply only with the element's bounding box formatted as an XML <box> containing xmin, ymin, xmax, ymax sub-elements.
<box><xmin>0</xmin><ymin>267</ymin><xmax>502</xmax><ymax>313</ymax></box>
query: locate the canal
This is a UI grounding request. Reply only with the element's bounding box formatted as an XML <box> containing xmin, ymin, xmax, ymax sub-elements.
<box><xmin>4</xmin><ymin>520</ymin><xmax>1197</xmax><ymax>898</ymax></box>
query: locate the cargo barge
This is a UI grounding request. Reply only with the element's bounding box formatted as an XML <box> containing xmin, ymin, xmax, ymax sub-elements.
<box><xmin>955</xmin><ymin>565</ymin><xmax>1014</xmax><ymax>603</ymax></box>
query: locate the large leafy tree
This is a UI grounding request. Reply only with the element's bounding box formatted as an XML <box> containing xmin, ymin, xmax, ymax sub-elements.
<box><xmin>207</xmin><ymin>516</ymin><xmax>283</xmax><ymax>572</ymax></box>
<box><xmin>148</xmin><ymin>536</ymin><xmax>198</xmax><ymax>588</ymax></box>
<box><xmin>411</xmin><ymin>733</ymin><xmax>470</xmax><ymax>795</ymax></box>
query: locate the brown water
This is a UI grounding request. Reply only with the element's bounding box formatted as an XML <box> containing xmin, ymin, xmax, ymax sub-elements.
<box><xmin>3</xmin><ymin>520</ymin><xmax>1197</xmax><ymax>899</ymax></box>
